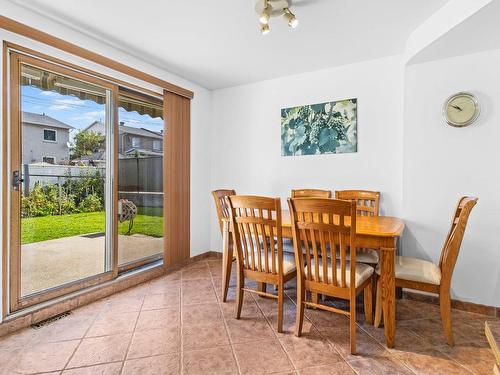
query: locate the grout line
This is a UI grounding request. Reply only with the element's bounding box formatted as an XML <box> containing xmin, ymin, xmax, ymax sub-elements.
<box><xmin>61</xmin><ymin>298</ymin><xmax>107</xmax><ymax>371</ymax></box>
<box><xmin>208</xmin><ymin>262</ymin><xmax>243</xmax><ymax>375</ymax></box>
<box><xmin>254</xmin><ymin>293</ymin><xmax>298</xmax><ymax>373</ymax></box>
<box><xmin>118</xmin><ymin>286</ymin><xmax>146</xmax><ymax>374</ymax></box>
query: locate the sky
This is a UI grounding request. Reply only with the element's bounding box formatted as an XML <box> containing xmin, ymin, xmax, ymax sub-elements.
<box><xmin>21</xmin><ymin>85</ymin><xmax>164</xmax><ymax>142</ymax></box>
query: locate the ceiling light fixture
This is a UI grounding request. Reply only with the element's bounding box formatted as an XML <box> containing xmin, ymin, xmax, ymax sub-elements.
<box><xmin>255</xmin><ymin>0</ymin><xmax>299</xmax><ymax>35</ymax></box>
<box><xmin>283</xmin><ymin>8</ymin><xmax>298</xmax><ymax>28</ymax></box>
<box><xmin>259</xmin><ymin>2</ymin><xmax>271</xmax><ymax>24</ymax></box>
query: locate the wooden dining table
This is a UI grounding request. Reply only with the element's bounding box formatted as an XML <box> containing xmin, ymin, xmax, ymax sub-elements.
<box><xmin>221</xmin><ymin>210</ymin><xmax>405</xmax><ymax>348</ymax></box>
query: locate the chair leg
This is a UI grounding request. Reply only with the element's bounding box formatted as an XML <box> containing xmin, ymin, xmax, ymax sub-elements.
<box><xmin>350</xmin><ymin>293</ymin><xmax>357</xmax><ymax>355</ymax></box>
<box><xmin>440</xmin><ymin>292</ymin><xmax>454</xmax><ymax>346</ymax></box>
<box><xmin>222</xmin><ymin>233</ymin><xmax>234</xmax><ymax>303</ymax></box>
<box><xmin>295</xmin><ymin>280</ymin><xmax>305</xmax><ymax>337</ymax></box>
<box><xmin>374</xmin><ymin>278</ymin><xmax>383</xmax><ymax>328</ymax></box>
<box><xmin>364</xmin><ymin>280</ymin><xmax>373</xmax><ymax>325</ymax></box>
<box><xmin>277</xmin><ymin>282</ymin><xmax>284</xmax><ymax>333</ymax></box>
<box><xmin>235</xmin><ymin>269</ymin><xmax>244</xmax><ymax>319</ymax></box>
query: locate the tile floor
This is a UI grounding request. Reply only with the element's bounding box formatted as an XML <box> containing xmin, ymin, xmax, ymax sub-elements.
<box><xmin>0</xmin><ymin>255</ymin><xmax>496</xmax><ymax>374</ymax></box>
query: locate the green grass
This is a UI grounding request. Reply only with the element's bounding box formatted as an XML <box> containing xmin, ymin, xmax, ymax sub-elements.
<box><xmin>22</xmin><ymin>211</ymin><xmax>163</xmax><ymax>245</ymax></box>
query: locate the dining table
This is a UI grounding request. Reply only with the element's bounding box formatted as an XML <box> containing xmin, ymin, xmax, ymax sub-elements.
<box><xmin>221</xmin><ymin>210</ymin><xmax>405</xmax><ymax>349</ymax></box>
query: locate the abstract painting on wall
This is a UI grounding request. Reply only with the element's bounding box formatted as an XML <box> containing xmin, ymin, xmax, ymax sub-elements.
<box><xmin>281</xmin><ymin>98</ymin><xmax>357</xmax><ymax>156</ymax></box>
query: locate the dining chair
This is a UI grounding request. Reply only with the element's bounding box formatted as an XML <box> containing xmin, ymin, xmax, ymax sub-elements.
<box><xmin>291</xmin><ymin>189</ymin><xmax>332</xmax><ymax>199</ymax></box>
<box><xmin>227</xmin><ymin>195</ymin><xmax>297</xmax><ymax>333</ymax></box>
<box><xmin>288</xmin><ymin>197</ymin><xmax>374</xmax><ymax>354</ymax></box>
<box><xmin>212</xmin><ymin>189</ymin><xmax>236</xmax><ymax>302</ymax></box>
<box><xmin>374</xmin><ymin>196</ymin><xmax>478</xmax><ymax>346</ymax></box>
<box><xmin>335</xmin><ymin>190</ymin><xmax>380</xmax><ymax>265</ymax></box>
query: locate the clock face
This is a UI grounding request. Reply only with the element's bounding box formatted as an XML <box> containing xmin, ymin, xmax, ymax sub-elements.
<box><xmin>443</xmin><ymin>92</ymin><xmax>480</xmax><ymax>127</ymax></box>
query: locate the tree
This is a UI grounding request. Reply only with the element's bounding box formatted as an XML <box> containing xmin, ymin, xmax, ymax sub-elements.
<box><xmin>71</xmin><ymin>130</ymin><xmax>105</xmax><ymax>159</ymax></box>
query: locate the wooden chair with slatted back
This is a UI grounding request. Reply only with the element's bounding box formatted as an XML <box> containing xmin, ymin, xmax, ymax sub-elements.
<box><xmin>291</xmin><ymin>189</ymin><xmax>332</xmax><ymax>199</ymax></box>
<box><xmin>288</xmin><ymin>197</ymin><xmax>374</xmax><ymax>354</ymax></box>
<box><xmin>335</xmin><ymin>190</ymin><xmax>381</xmax><ymax>265</ymax></box>
<box><xmin>335</xmin><ymin>190</ymin><xmax>380</xmax><ymax>217</ymax></box>
<box><xmin>374</xmin><ymin>196</ymin><xmax>478</xmax><ymax>346</ymax></box>
<box><xmin>212</xmin><ymin>189</ymin><xmax>236</xmax><ymax>302</ymax></box>
<box><xmin>228</xmin><ymin>195</ymin><xmax>297</xmax><ymax>333</ymax></box>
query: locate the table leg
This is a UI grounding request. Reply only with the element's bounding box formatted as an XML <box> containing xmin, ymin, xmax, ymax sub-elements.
<box><xmin>396</xmin><ymin>237</ymin><xmax>403</xmax><ymax>300</ymax></box>
<box><xmin>380</xmin><ymin>245</ymin><xmax>396</xmax><ymax>348</ymax></box>
<box><xmin>222</xmin><ymin>220</ymin><xmax>234</xmax><ymax>302</ymax></box>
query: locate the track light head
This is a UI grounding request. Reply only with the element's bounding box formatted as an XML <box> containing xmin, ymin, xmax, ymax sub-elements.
<box><xmin>259</xmin><ymin>5</ymin><xmax>271</xmax><ymax>24</ymax></box>
<box><xmin>260</xmin><ymin>23</ymin><xmax>270</xmax><ymax>35</ymax></box>
<box><xmin>283</xmin><ymin>8</ymin><xmax>299</xmax><ymax>28</ymax></box>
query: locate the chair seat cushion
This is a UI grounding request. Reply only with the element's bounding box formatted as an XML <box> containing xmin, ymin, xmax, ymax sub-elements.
<box><xmin>245</xmin><ymin>251</ymin><xmax>296</xmax><ymax>274</ymax></box>
<box><xmin>376</xmin><ymin>256</ymin><xmax>441</xmax><ymax>285</ymax></box>
<box><xmin>307</xmin><ymin>258</ymin><xmax>374</xmax><ymax>288</ymax></box>
<box><xmin>336</xmin><ymin>248</ymin><xmax>379</xmax><ymax>264</ymax></box>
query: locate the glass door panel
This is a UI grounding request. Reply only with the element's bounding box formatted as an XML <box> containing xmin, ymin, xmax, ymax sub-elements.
<box><xmin>117</xmin><ymin>93</ymin><xmax>164</xmax><ymax>269</ymax></box>
<box><xmin>9</xmin><ymin>52</ymin><xmax>116</xmax><ymax>310</ymax></box>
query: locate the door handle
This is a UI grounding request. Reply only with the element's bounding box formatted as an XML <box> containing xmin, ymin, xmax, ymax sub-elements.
<box><xmin>12</xmin><ymin>170</ymin><xmax>24</xmax><ymax>191</ymax></box>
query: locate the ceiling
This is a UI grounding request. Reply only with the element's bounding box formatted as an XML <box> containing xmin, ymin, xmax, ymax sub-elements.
<box><xmin>11</xmin><ymin>0</ymin><xmax>448</xmax><ymax>89</ymax></box>
<box><xmin>409</xmin><ymin>0</ymin><xmax>500</xmax><ymax>65</ymax></box>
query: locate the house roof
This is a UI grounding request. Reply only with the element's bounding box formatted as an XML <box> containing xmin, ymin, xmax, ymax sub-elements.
<box><xmin>22</xmin><ymin>111</ymin><xmax>74</xmax><ymax>130</ymax></box>
<box><xmin>86</xmin><ymin>121</ymin><xmax>163</xmax><ymax>139</ymax></box>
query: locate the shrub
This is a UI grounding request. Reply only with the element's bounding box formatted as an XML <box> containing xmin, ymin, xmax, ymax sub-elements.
<box><xmin>78</xmin><ymin>193</ymin><xmax>102</xmax><ymax>213</ymax></box>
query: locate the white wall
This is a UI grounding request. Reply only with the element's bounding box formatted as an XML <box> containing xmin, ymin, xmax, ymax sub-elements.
<box><xmin>210</xmin><ymin>55</ymin><xmax>405</xmax><ymax>250</ymax></box>
<box><xmin>0</xmin><ymin>4</ymin><xmax>213</xmax><ymax>319</ymax></box>
<box><xmin>403</xmin><ymin>49</ymin><xmax>500</xmax><ymax>306</ymax></box>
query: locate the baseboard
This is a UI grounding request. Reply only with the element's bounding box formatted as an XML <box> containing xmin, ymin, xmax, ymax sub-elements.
<box><xmin>0</xmin><ymin>250</ymin><xmax>221</xmax><ymax>338</ymax></box>
<box><xmin>403</xmin><ymin>290</ymin><xmax>499</xmax><ymax>318</ymax></box>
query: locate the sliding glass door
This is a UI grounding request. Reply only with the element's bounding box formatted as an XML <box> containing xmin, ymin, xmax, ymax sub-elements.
<box><xmin>117</xmin><ymin>92</ymin><xmax>164</xmax><ymax>271</ymax></box>
<box><xmin>7</xmin><ymin>50</ymin><xmax>167</xmax><ymax>313</ymax></box>
<box><xmin>9</xmin><ymin>52</ymin><xmax>116</xmax><ymax>310</ymax></box>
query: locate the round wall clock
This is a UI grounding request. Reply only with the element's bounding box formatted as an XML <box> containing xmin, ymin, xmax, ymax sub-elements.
<box><xmin>442</xmin><ymin>92</ymin><xmax>480</xmax><ymax>127</ymax></box>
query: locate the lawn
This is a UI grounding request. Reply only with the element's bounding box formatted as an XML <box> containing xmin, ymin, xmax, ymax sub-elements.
<box><xmin>22</xmin><ymin>210</ymin><xmax>163</xmax><ymax>244</ymax></box>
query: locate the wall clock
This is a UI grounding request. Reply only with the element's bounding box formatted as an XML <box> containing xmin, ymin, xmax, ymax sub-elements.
<box><xmin>442</xmin><ymin>92</ymin><xmax>480</xmax><ymax>127</ymax></box>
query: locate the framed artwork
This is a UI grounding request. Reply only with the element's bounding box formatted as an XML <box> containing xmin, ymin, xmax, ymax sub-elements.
<box><xmin>281</xmin><ymin>98</ymin><xmax>357</xmax><ymax>156</ymax></box>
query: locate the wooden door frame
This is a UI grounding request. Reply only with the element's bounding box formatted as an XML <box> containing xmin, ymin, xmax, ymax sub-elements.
<box><xmin>7</xmin><ymin>51</ymin><xmax>118</xmax><ymax>311</ymax></box>
<box><xmin>1</xmin><ymin>22</ymin><xmax>192</xmax><ymax>316</ymax></box>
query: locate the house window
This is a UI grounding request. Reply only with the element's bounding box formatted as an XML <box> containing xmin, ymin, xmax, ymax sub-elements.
<box><xmin>43</xmin><ymin>129</ymin><xmax>57</xmax><ymax>142</ymax></box>
<box><xmin>131</xmin><ymin>137</ymin><xmax>140</xmax><ymax>148</ymax></box>
<box><xmin>42</xmin><ymin>156</ymin><xmax>55</xmax><ymax>164</ymax></box>
<box><xmin>153</xmin><ymin>140</ymin><xmax>161</xmax><ymax>151</ymax></box>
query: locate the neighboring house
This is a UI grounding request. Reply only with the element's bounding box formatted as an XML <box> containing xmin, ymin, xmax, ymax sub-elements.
<box><xmin>22</xmin><ymin>112</ymin><xmax>74</xmax><ymax>164</ymax></box>
<box><xmin>85</xmin><ymin>121</ymin><xmax>163</xmax><ymax>157</ymax></box>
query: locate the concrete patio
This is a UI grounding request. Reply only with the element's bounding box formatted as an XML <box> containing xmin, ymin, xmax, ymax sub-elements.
<box><xmin>21</xmin><ymin>234</ymin><xmax>163</xmax><ymax>296</ymax></box>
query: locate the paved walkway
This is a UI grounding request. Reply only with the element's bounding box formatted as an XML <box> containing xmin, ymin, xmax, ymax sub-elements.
<box><xmin>21</xmin><ymin>234</ymin><xmax>162</xmax><ymax>296</ymax></box>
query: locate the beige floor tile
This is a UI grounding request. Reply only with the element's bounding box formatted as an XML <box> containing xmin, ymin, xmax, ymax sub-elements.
<box><xmin>127</xmin><ymin>328</ymin><xmax>180</xmax><ymax>359</ymax></box>
<box><xmin>0</xmin><ymin>328</ymin><xmax>40</xmax><ymax>350</ymax></box>
<box><xmin>182</xmin><ymin>266</ymin><xmax>212</xmax><ymax>280</ymax></box>
<box><xmin>136</xmin><ymin>309</ymin><xmax>180</xmax><ymax>331</ymax></box>
<box><xmin>182</xmin><ymin>320</ymin><xmax>230</xmax><ymax>350</ymax></box>
<box><xmin>349</xmin><ymin>356</ymin><xmax>414</xmax><ymax>374</ymax></box>
<box><xmin>102</xmin><ymin>295</ymin><xmax>144</xmax><ymax>313</ymax></box>
<box><xmin>181</xmin><ymin>303</ymin><xmax>223</xmax><ymax>326</ymax></box>
<box><xmin>62</xmin><ymin>362</ymin><xmax>122</xmax><ymax>374</ymax></box>
<box><xmin>225</xmin><ymin>316</ymin><xmax>275</xmax><ymax>344</ymax></box>
<box><xmin>182</xmin><ymin>279</ymin><xmax>217</xmax><ymax>305</ymax></box>
<box><xmin>86</xmin><ymin>311</ymin><xmax>138</xmax><ymax>337</ymax></box>
<box><xmin>298</xmin><ymin>363</ymin><xmax>356</xmax><ymax>374</ymax></box>
<box><xmin>143</xmin><ymin>292</ymin><xmax>181</xmax><ymax>311</ymax></box>
<box><xmin>67</xmin><ymin>333</ymin><xmax>131</xmax><ymax>368</ymax></box>
<box><xmin>148</xmin><ymin>278</ymin><xmax>181</xmax><ymax>295</ymax></box>
<box><xmin>396</xmin><ymin>348</ymin><xmax>473</xmax><ymax>375</ymax></box>
<box><xmin>233</xmin><ymin>339</ymin><xmax>293</xmax><ymax>375</ymax></box>
<box><xmin>182</xmin><ymin>346</ymin><xmax>238</xmax><ymax>375</ymax></box>
<box><xmin>437</xmin><ymin>342</ymin><xmax>496</xmax><ymax>375</ymax></box>
<box><xmin>280</xmin><ymin>331</ymin><xmax>343</xmax><ymax>370</ymax></box>
<box><xmin>321</xmin><ymin>327</ymin><xmax>390</xmax><ymax>362</ymax></box>
<box><xmin>122</xmin><ymin>353</ymin><xmax>180</xmax><ymax>375</ymax></box>
<box><xmin>8</xmin><ymin>339</ymin><xmax>79</xmax><ymax>374</ymax></box>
